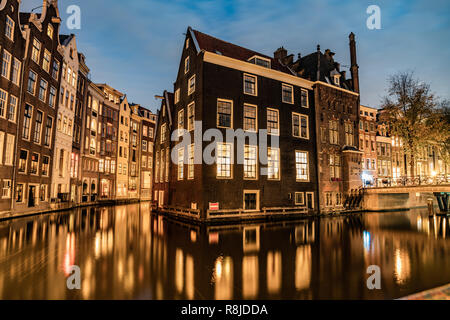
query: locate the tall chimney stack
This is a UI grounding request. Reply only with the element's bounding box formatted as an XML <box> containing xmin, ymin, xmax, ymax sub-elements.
<box><xmin>349</xmin><ymin>32</ymin><xmax>359</xmax><ymax>93</ymax></box>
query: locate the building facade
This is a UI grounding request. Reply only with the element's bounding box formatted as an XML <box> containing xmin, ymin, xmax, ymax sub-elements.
<box><xmin>137</xmin><ymin>105</ymin><xmax>156</xmax><ymax>200</ymax></box>
<box><xmin>359</xmin><ymin>105</ymin><xmax>378</xmax><ymax>187</ymax></box>
<box><xmin>0</xmin><ymin>0</ymin><xmax>25</xmax><ymax>214</ymax></box>
<box><xmin>14</xmin><ymin>2</ymin><xmax>63</xmax><ymax>212</ymax></box>
<box><xmin>116</xmin><ymin>93</ymin><xmax>129</xmax><ymax>199</ymax></box>
<box><xmin>153</xmin><ymin>27</ymin><xmax>320</xmax><ymax>219</ymax></box>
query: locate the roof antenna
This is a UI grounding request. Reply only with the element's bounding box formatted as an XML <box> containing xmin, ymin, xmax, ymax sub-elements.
<box><xmin>31</xmin><ymin>6</ymin><xmax>43</xmax><ymax>12</ymax></box>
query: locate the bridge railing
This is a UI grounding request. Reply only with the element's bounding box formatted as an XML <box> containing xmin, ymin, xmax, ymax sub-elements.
<box><xmin>364</xmin><ymin>174</ymin><xmax>450</xmax><ymax>188</ymax></box>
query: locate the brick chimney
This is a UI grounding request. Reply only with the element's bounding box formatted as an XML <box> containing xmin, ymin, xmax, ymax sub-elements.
<box><xmin>274</xmin><ymin>47</ymin><xmax>287</xmax><ymax>60</ymax></box>
<box><xmin>349</xmin><ymin>32</ymin><xmax>360</xmax><ymax>93</ymax></box>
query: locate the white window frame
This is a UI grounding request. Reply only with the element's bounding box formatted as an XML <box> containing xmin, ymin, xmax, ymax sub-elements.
<box><xmin>243</xmin><ymin>190</ymin><xmax>260</xmax><ymax>212</ymax></box>
<box><xmin>188</xmin><ymin>74</ymin><xmax>195</xmax><ymax>95</ymax></box>
<box><xmin>243</xmin><ymin>73</ymin><xmax>257</xmax><ymax>96</ymax></box>
<box><xmin>216</xmin><ymin>142</ymin><xmax>233</xmax><ymax>179</ymax></box>
<box><xmin>178</xmin><ymin>147</ymin><xmax>184</xmax><ymax>180</ymax></box>
<box><xmin>267</xmin><ymin>108</ymin><xmax>279</xmax><ymax>136</ymax></box>
<box><xmin>244</xmin><ymin>145</ymin><xmax>258</xmax><ymax>180</ymax></box>
<box><xmin>188</xmin><ymin>144</ymin><xmax>194</xmax><ymax>180</ymax></box>
<box><xmin>42</xmin><ymin>49</ymin><xmax>51</xmax><ymax>73</ymax></box>
<box><xmin>184</xmin><ymin>56</ymin><xmax>190</xmax><ymax>74</ymax></box>
<box><xmin>282</xmin><ymin>83</ymin><xmax>294</xmax><ymax>104</ymax></box>
<box><xmin>2</xmin><ymin>50</ymin><xmax>12</xmax><ymax>79</ymax></box>
<box><xmin>11</xmin><ymin>58</ymin><xmax>21</xmax><ymax>85</ymax></box>
<box><xmin>267</xmin><ymin>147</ymin><xmax>280</xmax><ymax>180</ymax></box>
<box><xmin>292</xmin><ymin>113</ymin><xmax>309</xmax><ymax>139</ymax></box>
<box><xmin>217</xmin><ymin>98</ymin><xmax>233</xmax><ymax>129</ymax></box>
<box><xmin>31</xmin><ymin>38</ymin><xmax>41</xmax><ymax>64</ymax></box>
<box><xmin>300</xmin><ymin>89</ymin><xmax>309</xmax><ymax>108</ymax></box>
<box><xmin>243</xmin><ymin>103</ymin><xmax>258</xmax><ymax>132</ymax></box>
<box><xmin>0</xmin><ymin>89</ymin><xmax>7</xmax><ymax>118</ymax></box>
<box><xmin>294</xmin><ymin>192</ymin><xmax>305</xmax><ymax>206</ymax></box>
<box><xmin>178</xmin><ymin>109</ymin><xmax>184</xmax><ymax>137</ymax></box>
<box><xmin>187</xmin><ymin>102</ymin><xmax>195</xmax><ymax>131</ymax></box>
<box><xmin>5</xmin><ymin>16</ymin><xmax>14</xmax><ymax>41</ymax></box>
<box><xmin>175</xmin><ymin>88</ymin><xmax>180</xmax><ymax>104</ymax></box>
<box><xmin>2</xmin><ymin>179</ymin><xmax>11</xmax><ymax>199</ymax></box>
<box><xmin>295</xmin><ymin>150</ymin><xmax>310</xmax><ymax>182</ymax></box>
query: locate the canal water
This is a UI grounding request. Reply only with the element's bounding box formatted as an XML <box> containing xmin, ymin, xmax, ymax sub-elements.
<box><xmin>0</xmin><ymin>203</ymin><xmax>449</xmax><ymax>300</ymax></box>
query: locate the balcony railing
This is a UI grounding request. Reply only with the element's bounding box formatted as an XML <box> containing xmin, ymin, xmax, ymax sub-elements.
<box><xmin>366</xmin><ymin>175</ymin><xmax>450</xmax><ymax>188</ymax></box>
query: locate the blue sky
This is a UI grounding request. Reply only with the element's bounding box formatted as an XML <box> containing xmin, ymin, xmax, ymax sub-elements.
<box><xmin>22</xmin><ymin>0</ymin><xmax>450</xmax><ymax>113</ymax></box>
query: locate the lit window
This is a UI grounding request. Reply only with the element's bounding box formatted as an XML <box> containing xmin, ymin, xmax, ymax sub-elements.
<box><xmin>243</xmin><ymin>104</ymin><xmax>257</xmax><ymax>132</ymax></box>
<box><xmin>267</xmin><ymin>108</ymin><xmax>279</xmax><ymax>135</ymax></box>
<box><xmin>0</xmin><ymin>89</ymin><xmax>7</xmax><ymax>118</ymax></box>
<box><xmin>217</xmin><ymin>143</ymin><xmax>232</xmax><ymax>178</ymax></box>
<box><xmin>188</xmin><ymin>102</ymin><xmax>195</xmax><ymax>131</ymax></box>
<box><xmin>330</xmin><ymin>154</ymin><xmax>341</xmax><ymax>179</ymax></box>
<box><xmin>175</xmin><ymin>88</ymin><xmax>180</xmax><ymax>104</ymax></box>
<box><xmin>18</xmin><ymin>150</ymin><xmax>28</xmax><ymax>173</ymax></box>
<box><xmin>282</xmin><ymin>83</ymin><xmax>293</xmax><ymax>104</ymax></box>
<box><xmin>161</xmin><ymin>123</ymin><xmax>167</xmax><ymax>143</ymax></box>
<box><xmin>243</xmin><ymin>74</ymin><xmax>257</xmax><ymax>96</ymax></box>
<box><xmin>217</xmin><ymin>99</ymin><xmax>232</xmax><ymax>128</ymax></box>
<box><xmin>329</xmin><ymin>120</ymin><xmax>339</xmax><ymax>145</ymax></box>
<box><xmin>43</xmin><ymin>50</ymin><xmax>51</xmax><ymax>73</ymax></box>
<box><xmin>47</xmin><ymin>24</ymin><xmax>54</xmax><ymax>39</ymax></box>
<box><xmin>248</xmin><ymin>56</ymin><xmax>271</xmax><ymax>68</ymax></box>
<box><xmin>188</xmin><ymin>144</ymin><xmax>194</xmax><ymax>179</ymax></box>
<box><xmin>268</xmin><ymin>148</ymin><xmax>280</xmax><ymax>180</ymax></box>
<box><xmin>295</xmin><ymin>151</ymin><xmax>309</xmax><ymax>181</ymax></box>
<box><xmin>244</xmin><ymin>145</ymin><xmax>257</xmax><ymax>179</ymax></box>
<box><xmin>178</xmin><ymin>109</ymin><xmax>184</xmax><ymax>136</ymax></box>
<box><xmin>22</xmin><ymin>104</ymin><xmax>32</xmax><ymax>140</ymax></box>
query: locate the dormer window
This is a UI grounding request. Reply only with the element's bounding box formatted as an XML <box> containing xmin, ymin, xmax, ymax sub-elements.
<box><xmin>333</xmin><ymin>75</ymin><xmax>340</xmax><ymax>86</ymax></box>
<box><xmin>248</xmin><ymin>55</ymin><xmax>271</xmax><ymax>69</ymax></box>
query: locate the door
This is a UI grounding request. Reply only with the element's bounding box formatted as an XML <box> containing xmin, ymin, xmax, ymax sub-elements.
<box><xmin>28</xmin><ymin>186</ymin><xmax>36</xmax><ymax>207</ymax></box>
<box><xmin>158</xmin><ymin>191</ymin><xmax>164</xmax><ymax>208</ymax></box>
<box><xmin>306</xmin><ymin>192</ymin><xmax>314</xmax><ymax>210</ymax></box>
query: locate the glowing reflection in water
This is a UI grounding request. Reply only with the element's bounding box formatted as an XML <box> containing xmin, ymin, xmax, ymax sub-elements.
<box><xmin>214</xmin><ymin>256</ymin><xmax>233</xmax><ymax>300</ymax></box>
<box><xmin>266</xmin><ymin>251</ymin><xmax>281</xmax><ymax>294</ymax></box>
<box><xmin>295</xmin><ymin>245</ymin><xmax>311</xmax><ymax>291</ymax></box>
<box><xmin>175</xmin><ymin>248</ymin><xmax>184</xmax><ymax>294</ymax></box>
<box><xmin>394</xmin><ymin>248</ymin><xmax>411</xmax><ymax>285</ymax></box>
<box><xmin>242</xmin><ymin>255</ymin><xmax>258</xmax><ymax>299</ymax></box>
<box><xmin>185</xmin><ymin>254</ymin><xmax>194</xmax><ymax>299</ymax></box>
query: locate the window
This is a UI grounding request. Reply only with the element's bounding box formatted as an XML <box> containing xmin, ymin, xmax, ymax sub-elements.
<box><xmin>178</xmin><ymin>109</ymin><xmax>184</xmax><ymax>136</ymax></box>
<box><xmin>345</xmin><ymin>122</ymin><xmax>354</xmax><ymax>146</ymax></box>
<box><xmin>186</xmin><ymin>38</ymin><xmax>189</xmax><ymax>49</ymax></box>
<box><xmin>39</xmin><ymin>185</ymin><xmax>47</xmax><ymax>202</ymax></box>
<box><xmin>43</xmin><ymin>116</ymin><xmax>53</xmax><ymax>147</ymax></box>
<box><xmin>217</xmin><ymin>143</ymin><xmax>232</xmax><ymax>178</ymax></box>
<box><xmin>329</xmin><ymin>120</ymin><xmax>339</xmax><ymax>144</ymax></box>
<box><xmin>188</xmin><ymin>75</ymin><xmax>195</xmax><ymax>95</ymax></box>
<box><xmin>165</xmin><ymin>148</ymin><xmax>169</xmax><ymax>182</ymax></box>
<box><xmin>18</xmin><ymin>150</ymin><xmax>28</xmax><ymax>173</ymax></box>
<box><xmin>62</xmin><ymin>62</ymin><xmax>67</xmax><ymax>80</ymax></box>
<box><xmin>52</xmin><ymin>61</ymin><xmax>59</xmax><ymax>80</ymax></box>
<box><xmin>300</xmin><ymin>89</ymin><xmax>309</xmax><ymax>108</ymax></box>
<box><xmin>248</xmin><ymin>56</ymin><xmax>271</xmax><ymax>68</ymax></box>
<box><xmin>4</xmin><ymin>134</ymin><xmax>14</xmax><ymax>165</ymax></box>
<box><xmin>243</xmin><ymin>190</ymin><xmax>259</xmax><ymax>211</ymax></box>
<box><xmin>333</xmin><ymin>75</ymin><xmax>340</xmax><ymax>86</ymax></box>
<box><xmin>330</xmin><ymin>154</ymin><xmax>341</xmax><ymax>179</ymax></box>
<box><xmin>5</xmin><ymin>16</ymin><xmax>14</xmax><ymax>41</ymax></box>
<box><xmin>0</xmin><ymin>89</ymin><xmax>7</xmax><ymax>118</ymax></box>
<box><xmin>23</xmin><ymin>104</ymin><xmax>32</xmax><ymax>140</ymax></box>
<box><xmin>295</xmin><ymin>192</ymin><xmax>305</xmax><ymax>206</ymax></box>
<box><xmin>188</xmin><ymin>144</ymin><xmax>194</xmax><ymax>179</ymax></box>
<box><xmin>15</xmin><ymin>184</ymin><xmax>23</xmax><ymax>203</ymax></box>
<box><xmin>33</xmin><ymin>111</ymin><xmax>43</xmax><ymax>144</ymax></box>
<box><xmin>0</xmin><ymin>131</ymin><xmax>3</xmax><ymax>164</ymax></box>
<box><xmin>142</xmin><ymin>140</ymin><xmax>148</xmax><ymax>152</ymax></box>
<box><xmin>49</xmin><ymin>86</ymin><xmax>56</xmax><ymax>108</ymax></box>
<box><xmin>149</xmin><ymin>127</ymin><xmax>154</xmax><ymax>138</ymax></box>
<box><xmin>160</xmin><ymin>123</ymin><xmax>167</xmax><ymax>143</ymax></box>
<box><xmin>217</xmin><ymin>99</ymin><xmax>232</xmax><ymax>128</ymax></box>
<box><xmin>243</xmin><ymin>74</ymin><xmax>257</xmax><ymax>96</ymax></box>
<box><xmin>111</xmin><ymin>160</ymin><xmax>116</xmax><ymax>174</ymax></box>
<box><xmin>243</xmin><ymin>104</ymin><xmax>257</xmax><ymax>132</ymax></box>
<box><xmin>184</xmin><ymin>56</ymin><xmax>190</xmax><ymax>74</ymax></box>
<box><xmin>27</xmin><ymin>70</ymin><xmax>37</xmax><ymax>94</ymax></box>
<box><xmin>11</xmin><ymin>58</ymin><xmax>21</xmax><ymax>85</ymax></box>
<box><xmin>178</xmin><ymin>147</ymin><xmax>184</xmax><ymax>180</ymax></box>
<box><xmin>2</xmin><ymin>180</ymin><xmax>11</xmax><ymax>199</ymax></box>
<box><xmin>244</xmin><ymin>145</ymin><xmax>257</xmax><ymax>179</ymax></box>
<box><xmin>31</xmin><ymin>38</ymin><xmax>41</xmax><ymax>63</ymax></box>
<box><xmin>282</xmin><ymin>83</ymin><xmax>293</xmax><ymax>104</ymax></box>
<box><xmin>175</xmin><ymin>88</ymin><xmax>180</xmax><ymax>104</ymax></box>
<box><xmin>268</xmin><ymin>148</ymin><xmax>280</xmax><ymax>180</ymax></box>
<box><xmin>295</xmin><ymin>151</ymin><xmax>309</xmax><ymax>181</ymax></box>
<box><xmin>188</xmin><ymin>102</ymin><xmax>195</xmax><ymax>131</ymax></box>
<box><xmin>267</xmin><ymin>108</ymin><xmax>279</xmax><ymax>135</ymax></box>
<box><xmin>292</xmin><ymin>113</ymin><xmax>309</xmax><ymax>139</ymax></box>
<box><xmin>67</xmin><ymin>67</ymin><xmax>72</xmax><ymax>85</ymax></box>
<box><xmin>47</xmin><ymin>24</ymin><xmax>54</xmax><ymax>39</ymax></box>
<box><xmin>39</xmin><ymin>79</ymin><xmax>48</xmax><ymax>102</ymax></box>
<box><xmin>30</xmin><ymin>153</ymin><xmax>39</xmax><ymax>175</ymax></box>
<box><xmin>43</xmin><ymin>50</ymin><xmax>51</xmax><ymax>73</ymax></box>
<box><xmin>2</xmin><ymin>50</ymin><xmax>11</xmax><ymax>79</ymax></box>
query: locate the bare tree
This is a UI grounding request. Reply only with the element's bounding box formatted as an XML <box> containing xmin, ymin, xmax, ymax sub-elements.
<box><xmin>381</xmin><ymin>71</ymin><xmax>444</xmax><ymax>178</ymax></box>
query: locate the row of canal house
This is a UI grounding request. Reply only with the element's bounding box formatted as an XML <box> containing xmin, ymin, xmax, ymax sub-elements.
<box><xmin>0</xmin><ymin>0</ymin><xmax>156</xmax><ymax>217</ymax></box>
<box><xmin>153</xmin><ymin>27</ymin><xmax>363</xmax><ymax>219</ymax></box>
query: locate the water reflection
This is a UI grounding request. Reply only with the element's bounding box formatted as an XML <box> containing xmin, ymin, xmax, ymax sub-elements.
<box><xmin>0</xmin><ymin>204</ymin><xmax>449</xmax><ymax>299</ymax></box>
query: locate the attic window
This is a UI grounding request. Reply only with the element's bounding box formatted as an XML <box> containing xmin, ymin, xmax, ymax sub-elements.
<box><xmin>186</xmin><ymin>38</ymin><xmax>189</xmax><ymax>49</ymax></box>
<box><xmin>333</xmin><ymin>75</ymin><xmax>340</xmax><ymax>86</ymax></box>
<box><xmin>248</xmin><ymin>56</ymin><xmax>271</xmax><ymax>69</ymax></box>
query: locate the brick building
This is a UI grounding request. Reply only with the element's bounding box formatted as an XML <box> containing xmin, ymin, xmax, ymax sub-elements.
<box><xmin>359</xmin><ymin>105</ymin><xmax>378</xmax><ymax>186</ymax></box>
<box><xmin>137</xmin><ymin>105</ymin><xmax>156</xmax><ymax>200</ymax></box>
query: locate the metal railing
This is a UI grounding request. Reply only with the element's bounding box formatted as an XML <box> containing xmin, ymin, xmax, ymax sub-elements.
<box><xmin>365</xmin><ymin>174</ymin><xmax>450</xmax><ymax>188</ymax></box>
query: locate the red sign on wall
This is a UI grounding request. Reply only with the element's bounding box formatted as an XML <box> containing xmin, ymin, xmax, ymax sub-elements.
<box><xmin>209</xmin><ymin>202</ymin><xmax>219</xmax><ymax>211</ymax></box>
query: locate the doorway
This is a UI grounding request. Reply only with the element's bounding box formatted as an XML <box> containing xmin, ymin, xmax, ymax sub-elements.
<box><xmin>306</xmin><ymin>192</ymin><xmax>314</xmax><ymax>210</ymax></box>
<box><xmin>28</xmin><ymin>185</ymin><xmax>36</xmax><ymax>207</ymax></box>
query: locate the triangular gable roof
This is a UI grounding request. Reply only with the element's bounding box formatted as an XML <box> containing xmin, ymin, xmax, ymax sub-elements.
<box><xmin>189</xmin><ymin>27</ymin><xmax>294</xmax><ymax>75</ymax></box>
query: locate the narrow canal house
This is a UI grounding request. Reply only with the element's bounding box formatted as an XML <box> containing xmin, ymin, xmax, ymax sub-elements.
<box><xmin>96</xmin><ymin>84</ymin><xmax>120</xmax><ymax>200</ymax></box>
<box><xmin>359</xmin><ymin>105</ymin><xmax>378</xmax><ymax>187</ymax></box>
<box><xmin>0</xmin><ymin>0</ymin><xmax>26</xmax><ymax>214</ymax></box>
<box><xmin>51</xmin><ymin>33</ymin><xmax>77</xmax><ymax>203</ymax></box>
<box><xmin>14</xmin><ymin>2</ymin><xmax>63</xmax><ymax>212</ymax></box>
<box><xmin>128</xmin><ymin>102</ymin><xmax>141</xmax><ymax>199</ymax></box>
<box><xmin>153</xmin><ymin>27</ymin><xmax>319</xmax><ymax>219</ymax></box>
<box><xmin>116</xmin><ymin>93</ymin><xmax>130</xmax><ymax>199</ymax></box>
<box><xmin>137</xmin><ymin>105</ymin><xmax>156</xmax><ymax>200</ymax></box>
<box><xmin>71</xmin><ymin>51</ymin><xmax>89</xmax><ymax>204</ymax></box>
